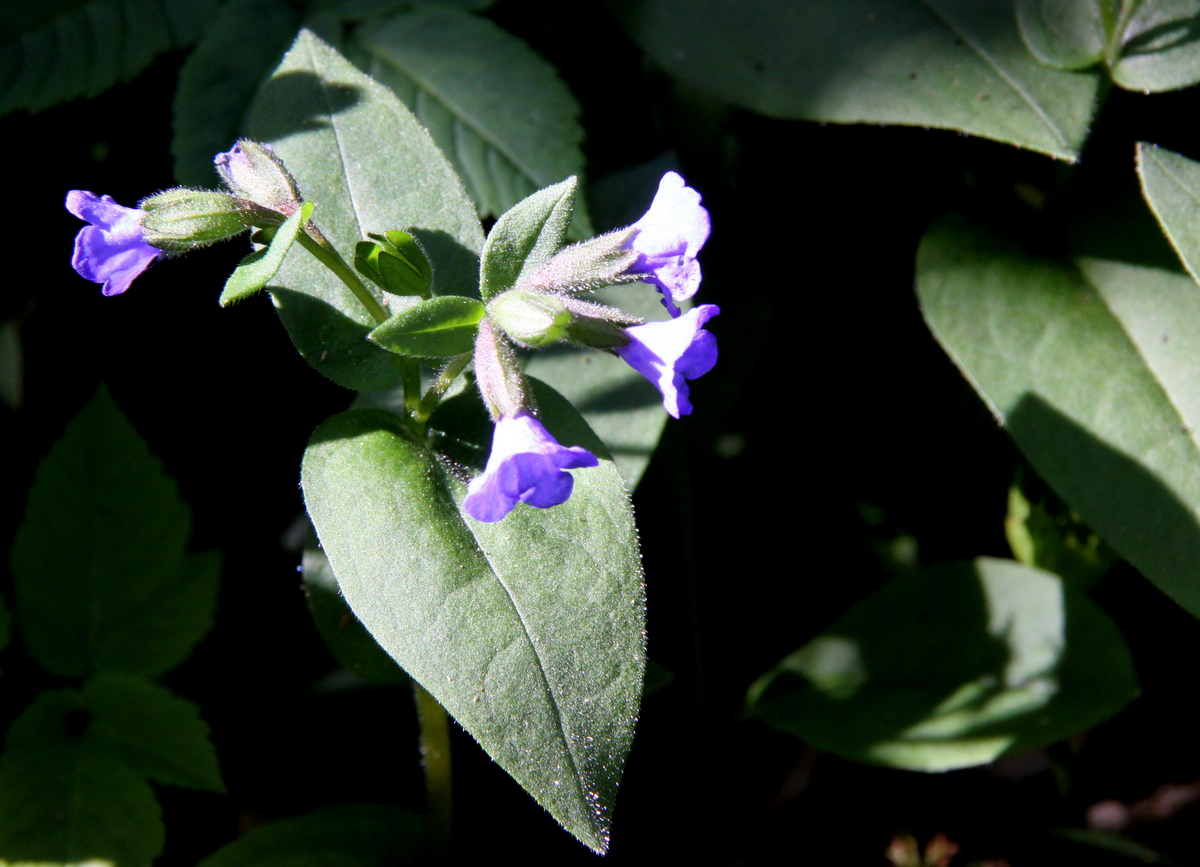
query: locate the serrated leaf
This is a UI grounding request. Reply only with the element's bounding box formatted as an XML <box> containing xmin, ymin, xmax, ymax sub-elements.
<box><xmin>1110</xmin><ymin>0</ymin><xmax>1200</xmax><ymax>92</ymax></box>
<box><xmin>221</xmin><ymin>202</ymin><xmax>313</xmax><ymax>307</ymax></box>
<box><xmin>246</xmin><ymin>29</ymin><xmax>484</xmax><ymax>391</ymax></box>
<box><xmin>1137</xmin><ymin>142</ymin><xmax>1200</xmax><ymax>284</ymax></box>
<box><xmin>172</xmin><ymin>0</ymin><xmax>303</xmax><ymax>185</ymax></box>
<box><xmin>611</xmin><ymin>0</ymin><xmax>1102</xmax><ymax>161</ymax></box>
<box><xmin>1016</xmin><ymin>0</ymin><xmax>1107</xmax><ymax>70</ymax></box>
<box><xmin>917</xmin><ymin>214</ymin><xmax>1200</xmax><ymax>618</ymax></box>
<box><xmin>11</xmin><ymin>386</ymin><xmax>217</xmax><ymax>678</ymax></box>
<box><xmin>301</xmin><ymin>379</ymin><xmax>644</xmax><ymax>853</ymax></box>
<box><xmin>348</xmin><ymin>5</ymin><xmax>592</xmax><ymax>234</ymax></box>
<box><xmin>368</xmin><ymin>295</ymin><xmax>484</xmax><ymax>357</ymax></box>
<box><xmin>197</xmin><ymin>803</ymin><xmax>425</xmax><ymax>867</ymax></box>
<box><xmin>0</xmin><ymin>0</ymin><xmax>217</xmax><ymax>117</ymax></box>
<box><xmin>480</xmin><ymin>177</ymin><xmax>576</xmax><ymax>301</ymax></box>
<box><xmin>749</xmin><ymin>558</ymin><xmax>1138</xmax><ymax>771</ymax></box>
<box><xmin>304</xmin><ymin>549</ymin><xmax>408</xmax><ymax>684</ymax></box>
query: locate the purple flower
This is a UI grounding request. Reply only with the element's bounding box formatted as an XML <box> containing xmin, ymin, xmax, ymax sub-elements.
<box><xmin>629</xmin><ymin>172</ymin><xmax>711</xmax><ymax>316</ymax></box>
<box><xmin>616</xmin><ymin>304</ymin><xmax>719</xmax><ymax>419</ymax></box>
<box><xmin>463</xmin><ymin>411</ymin><xmax>599</xmax><ymax>522</ymax></box>
<box><xmin>66</xmin><ymin>190</ymin><xmax>161</xmax><ymax>296</ymax></box>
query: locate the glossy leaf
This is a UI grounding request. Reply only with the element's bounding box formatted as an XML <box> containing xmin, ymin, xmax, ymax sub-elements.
<box><xmin>172</xmin><ymin>0</ymin><xmax>303</xmax><ymax>185</ymax></box>
<box><xmin>918</xmin><ymin>214</ymin><xmax>1200</xmax><ymax>617</ymax></box>
<box><xmin>1137</xmin><ymin>142</ymin><xmax>1200</xmax><ymax>284</ymax></box>
<box><xmin>1110</xmin><ymin>0</ymin><xmax>1200</xmax><ymax>92</ymax></box>
<box><xmin>301</xmin><ymin>379</ymin><xmax>644</xmax><ymax>853</ymax></box>
<box><xmin>197</xmin><ymin>803</ymin><xmax>425</xmax><ymax>867</ymax></box>
<box><xmin>749</xmin><ymin>558</ymin><xmax>1138</xmax><ymax>771</ymax></box>
<box><xmin>0</xmin><ymin>0</ymin><xmax>216</xmax><ymax>117</ymax></box>
<box><xmin>246</xmin><ymin>29</ymin><xmax>484</xmax><ymax>391</ymax></box>
<box><xmin>480</xmin><ymin>177</ymin><xmax>577</xmax><ymax>301</ymax></box>
<box><xmin>11</xmin><ymin>387</ymin><xmax>219</xmax><ymax>678</ymax></box>
<box><xmin>368</xmin><ymin>295</ymin><xmax>484</xmax><ymax>357</ymax></box>
<box><xmin>348</xmin><ymin>4</ymin><xmax>592</xmax><ymax>235</ymax></box>
<box><xmin>1016</xmin><ymin>0</ymin><xmax>1107</xmax><ymax>69</ymax></box>
<box><xmin>611</xmin><ymin>0</ymin><xmax>1102</xmax><ymax>161</ymax></box>
<box><xmin>221</xmin><ymin>202</ymin><xmax>313</xmax><ymax>307</ymax></box>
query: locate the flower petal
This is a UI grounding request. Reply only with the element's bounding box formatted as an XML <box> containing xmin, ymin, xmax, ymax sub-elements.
<box><xmin>66</xmin><ymin>190</ymin><xmax>161</xmax><ymax>296</ymax></box>
<box><xmin>628</xmin><ymin>172</ymin><xmax>711</xmax><ymax>314</ymax></box>
<box><xmin>616</xmin><ymin>304</ymin><xmax>720</xmax><ymax>418</ymax></box>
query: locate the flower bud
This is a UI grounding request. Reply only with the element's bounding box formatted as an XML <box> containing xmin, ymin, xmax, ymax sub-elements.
<box><xmin>487</xmin><ymin>289</ymin><xmax>573</xmax><ymax>348</ymax></box>
<box><xmin>473</xmin><ymin>319</ymin><xmax>527</xmax><ymax>420</ymax></box>
<box><xmin>214</xmin><ymin>140</ymin><xmax>303</xmax><ymax>216</ymax></box>
<box><xmin>139</xmin><ymin>189</ymin><xmax>264</xmax><ymax>252</ymax></box>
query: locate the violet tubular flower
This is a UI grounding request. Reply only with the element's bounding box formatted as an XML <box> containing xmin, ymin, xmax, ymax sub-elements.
<box><xmin>616</xmin><ymin>304</ymin><xmax>720</xmax><ymax>419</ymax></box>
<box><xmin>463</xmin><ymin>411</ymin><xmax>599</xmax><ymax>523</ymax></box>
<box><xmin>66</xmin><ymin>190</ymin><xmax>162</xmax><ymax>296</ymax></box>
<box><xmin>628</xmin><ymin>172</ymin><xmax>711</xmax><ymax>316</ymax></box>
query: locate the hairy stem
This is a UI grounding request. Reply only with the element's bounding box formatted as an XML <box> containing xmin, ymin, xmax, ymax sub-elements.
<box><xmin>297</xmin><ymin>225</ymin><xmax>389</xmax><ymax>325</ymax></box>
<box><xmin>414</xmin><ymin>682</ymin><xmax>452</xmax><ymax>859</ymax></box>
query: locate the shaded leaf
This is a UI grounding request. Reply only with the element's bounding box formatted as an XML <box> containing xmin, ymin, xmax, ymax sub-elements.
<box><xmin>1110</xmin><ymin>0</ymin><xmax>1200</xmax><ymax>92</ymax></box>
<box><xmin>368</xmin><ymin>295</ymin><xmax>484</xmax><ymax>357</ymax></box>
<box><xmin>749</xmin><ymin>558</ymin><xmax>1138</xmax><ymax>771</ymax></box>
<box><xmin>480</xmin><ymin>176</ymin><xmax>576</xmax><ymax>301</ymax></box>
<box><xmin>11</xmin><ymin>386</ymin><xmax>218</xmax><ymax>678</ymax></box>
<box><xmin>611</xmin><ymin>0</ymin><xmax>1102</xmax><ymax>161</ymax></box>
<box><xmin>246</xmin><ymin>29</ymin><xmax>484</xmax><ymax>391</ymax></box>
<box><xmin>1137</xmin><ymin>141</ymin><xmax>1200</xmax><ymax>284</ymax></box>
<box><xmin>197</xmin><ymin>803</ymin><xmax>425</xmax><ymax>867</ymax></box>
<box><xmin>1017</xmin><ymin>0</ymin><xmax>1107</xmax><ymax>69</ymax></box>
<box><xmin>1005</xmin><ymin>483</ymin><xmax>1116</xmax><ymax>589</ymax></box>
<box><xmin>0</xmin><ymin>0</ymin><xmax>216</xmax><ymax>117</ymax></box>
<box><xmin>221</xmin><ymin>203</ymin><xmax>313</xmax><ymax>307</ymax></box>
<box><xmin>348</xmin><ymin>4</ymin><xmax>592</xmax><ymax>234</ymax></box>
<box><xmin>917</xmin><ymin>214</ymin><xmax>1200</xmax><ymax>617</ymax></box>
<box><xmin>301</xmin><ymin>379</ymin><xmax>644</xmax><ymax>853</ymax></box>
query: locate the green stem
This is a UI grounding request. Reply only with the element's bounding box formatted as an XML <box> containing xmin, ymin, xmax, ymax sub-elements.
<box><xmin>296</xmin><ymin>226</ymin><xmax>389</xmax><ymax>325</ymax></box>
<box><xmin>415</xmin><ymin>353</ymin><xmax>473</xmax><ymax>426</ymax></box>
<box><xmin>414</xmin><ymin>682</ymin><xmax>452</xmax><ymax>859</ymax></box>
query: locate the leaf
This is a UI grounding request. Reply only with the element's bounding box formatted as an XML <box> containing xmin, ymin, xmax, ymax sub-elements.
<box><xmin>246</xmin><ymin>29</ymin><xmax>484</xmax><ymax>392</ymax></box>
<box><xmin>1110</xmin><ymin>0</ymin><xmax>1200</xmax><ymax>92</ymax></box>
<box><xmin>748</xmin><ymin>558</ymin><xmax>1139</xmax><ymax>771</ymax></box>
<box><xmin>197</xmin><ymin>803</ymin><xmax>425</xmax><ymax>867</ymax></box>
<box><xmin>0</xmin><ymin>0</ymin><xmax>217</xmax><ymax>117</ymax></box>
<box><xmin>303</xmin><ymin>548</ymin><xmax>408</xmax><ymax>684</ymax></box>
<box><xmin>479</xmin><ymin>177</ymin><xmax>577</xmax><ymax>301</ymax></box>
<box><xmin>220</xmin><ymin>203</ymin><xmax>313</xmax><ymax>307</ymax></box>
<box><xmin>368</xmin><ymin>295</ymin><xmax>484</xmax><ymax>357</ymax></box>
<box><xmin>1016</xmin><ymin>0</ymin><xmax>1107</xmax><ymax>69</ymax></box>
<box><xmin>917</xmin><ymin>214</ymin><xmax>1200</xmax><ymax>618</ymax></box>
<box><xmin>610</xmin><ymin>0</ymin><xmax>1102</xmax><ymax>161</ymax></box>
<box><xmin>11</xmin><ymin>386</ymin><xmax>218</xmax><ymax>678</ymax></box>
<box><xmin>301</xmin><ymin>378</ymin><xmax>645</xmax><ymax>853</ymax></box>
<box><xmin>1137</xmin><ymin>142</ymin><xmax>1200</xmax><ymax>283</ymax></box>
<box><xmin>347</xmin><ymin>4</ymin><xmax>593</xmax><ymax>234</ymax></box>
<box><xmin>355</xmin><ymin>230</ymin><xmax>433</xmax><ymax>298</ymax></box>
<box><xmin>1005</xmin><ymin>483</ymin><xmax>1116</xmax><ymax>589</ymax></box>
<box><xmin>525</xmin><ymin>282</ymin><xmax>671</xmax><ymax>489</ymax></box>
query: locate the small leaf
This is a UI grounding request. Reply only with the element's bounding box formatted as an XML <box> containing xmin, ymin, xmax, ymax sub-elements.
<box><xmin>197</xmin><ymin>803</ymin><xmax>426</xmax><ymax>867</ymax></box>
<box><xmin>304</xmin><ymin>548</ymin><xmax>408</xmax><ymax>684</ymax></box>
<box><xmin>368</xmin><ymin>295</ymin><xmax>484</xmax><ymax>357</ymax></box>
<box><xmin>917</xmin><ymin>214</ymin><xmax>1200</xmax><ymax>618</ymax></box>
<box><xmin>480</xmin><ymin>177</ymin><xmax>577</xmax><ymax>301</ymax></box>
<box><xmin>221</xmin><ymin>202</ymin><xmax>313</xmax><ymax>306</ymax></box>
<box><xmin>0</xmin><ymin>0</ymin><xmax>217</xmax><ymax>117</ymax></box>
<box><xmin>348</xmin><ymin>4</ymin><xmax>592</xmax><ymax>235</ymax></box>
<box><xmin>1016</xmin><ymin>0</ymin><xmax>1107</xmax><ymax>70</ymax></box>
<box><xmin>1110</xmin><ymin>0</ymin><xmax>1200</xmax><ymax>93</ymax></box>
<box><xmin>1137</xmin><ymin>141</ymin><xmax>1200</xmax><ymax>283</ymax></box>
<box><xmin>748</xmin><ymin>558</ymin><xmax>1139</xmax><ymax>771</ymax></box>
<box><xmin>355</xmin><ymin>230</ymin><xmax>433</xmax><ymax>298</ymax></box>
<box><xmin>610</xmin><ymin>0</ymin><xmax>1103</xmax><ymax>161</ymax></box>
<box><xmin>246</xmin><ymin>29</ymin><xmax>484</xmax><ymax>391</ymax></box>
<box><xmin>301</xmin><ymin>378</ymin><xmax>644</xmax><ymax>853</ymax></box>
<box><xmin>11</xmin><ymin>386</ymin><xmax>218</xmax><ymax>678</ymax></box>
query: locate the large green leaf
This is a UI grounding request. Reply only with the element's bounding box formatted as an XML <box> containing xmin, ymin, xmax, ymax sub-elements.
<box><xmin>1016</xmin><ymin>0</ymin><xmax>1107</xmax><ymax>70</ymax></box>
<box><xmin>611</xmin><ymin>0</ymin><xmax>1102</xmax><ymax>161</ymax></box>
<box><xmin>246</xmin><ymin>29</ymin><xmax>484</xmax><ymax>391</ymax></box>
<box><xmin>917</xmin><ymin>214</ymin><xmax>1200</xmax><ymax>617</ymax></box>
<box><xmin>479</xmin><ymin>177</ymin><xmax>577</xmax><ymax>301</ymax></box>
<box><xmin>0</xmin><ymin>674</ymin><xmax>220</xmax><ymax>865</ymax></box>
<box><xmin>1109</xmin><ymin>0</ymin><xmax>1200</xmax><ymax>92</ymax></box>
<box><xmin>10</xmin><ymin>387</ymin><xmax>219</xmax><ymax>678</ymax></box>
<box><xmin>301</xmin><ymin>379</ymin><xmax>645</xmax><ymax>853</ymax></box>
<box><xmin>348</xmin><ymin>4</ymin><xmax>592</xmax><ymax>235</ymax></box>
<box><xmin>0</xmin><ymin>0</ymin><xmax>216</xmax><ymax>117</ymax></box>
<box><xmin>749</xmin><ymin>558</ymin><xmax>1138</xmax><ymax>771</ymax></box>
<box><xmin>1137</xmin><ymin>141</ymin><xmax>1200</xmax><ymax>283</ymax></box>
<box><xmin>197</xmin><ymin>804</ymin><xmax>425</xmax><ymax>867</ymax></box>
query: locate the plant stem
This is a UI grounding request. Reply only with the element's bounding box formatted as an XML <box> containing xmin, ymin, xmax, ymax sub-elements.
<box><xmin>414</xmin><ymin>682</ymin><xmax>452</xmax><ymax>859</ymax></box>
<box><xmin>415</xmin><ymin>353</ymin><xmax>473</xmax><ymax>425</ymax></box>
<box><xmin>296</xmin><ymin>225</ymin><xmax>389</xmax><ymax>325</ymax></box>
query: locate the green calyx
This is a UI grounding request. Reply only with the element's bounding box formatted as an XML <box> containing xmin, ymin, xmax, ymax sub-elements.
<box><xmin>355</xmin><ymin>231</ymin><xmax>433</xmax><ymax>298</ymax></box>
<box><xmin>487</xmin><ymin>288</ymin><xmax>573</xmax><ymax>348</ymax></box>
<box><xmin>140</xmin><ymin>189</ymin><xmax>268</xmax><ymax>252</ymax></box>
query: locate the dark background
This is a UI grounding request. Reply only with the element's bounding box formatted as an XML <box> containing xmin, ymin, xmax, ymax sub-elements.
<box><xmin>5</xmin><ymin>2</ymin><xmax>1200</xmax><ymax>863</ymax></box>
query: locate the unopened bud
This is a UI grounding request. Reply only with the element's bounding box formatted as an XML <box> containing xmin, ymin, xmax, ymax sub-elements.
<box><xmin>140</xmin><ymin>189</ymin><xmax>265</xmax><ymax>252</ymax></box>
<box><xmin>214</xmin><ymin>140</ymin><xmax>303</xmax><ymax>215</ymax></box>
<box><xmin>487</xmin><ymin>289</ymin><xmax>572</xmax><ymax>348</ymax></box>
<box><xmin>474</xmin><ymin>319</ymin><xmax>527</xmax><ymax>420</ymax></box>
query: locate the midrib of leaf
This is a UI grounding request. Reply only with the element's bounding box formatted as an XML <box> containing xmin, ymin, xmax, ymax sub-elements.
<box><xmin>918</xmin><ymin>0</ymin><xmax>1071</xmax><ymax>150</ymax></box>
<box><xmin>309</xmin><ymin>40</ymin><xmax>372</xmax><ymax>245</ymax></box>
<box><xmin>366</xmin><ymin>47</ymin><xmax>541</xmax><ymax>191</ymax></box>
<box><xmin>471</xmin><ymin>536</ymin><xmax>598</xmax><ymax>839</ymax></box>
